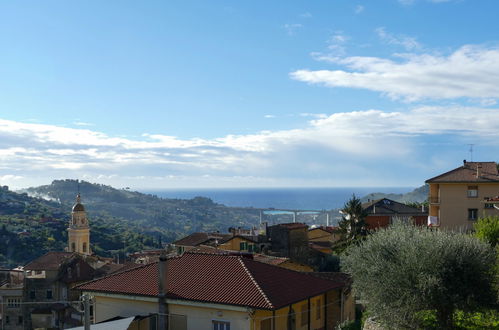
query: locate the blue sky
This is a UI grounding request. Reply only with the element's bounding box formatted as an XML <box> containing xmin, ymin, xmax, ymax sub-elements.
<box><xmin>1</xmin><ymin>0</ymin><xmax>499</xmax><ymax>190</ymax></box>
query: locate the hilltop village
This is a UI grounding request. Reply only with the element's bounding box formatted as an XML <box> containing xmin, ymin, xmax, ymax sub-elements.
<box><xmin>0</xmin><ymin>161</ymin><xmax>498</xmax><ymax>329</ymax></box>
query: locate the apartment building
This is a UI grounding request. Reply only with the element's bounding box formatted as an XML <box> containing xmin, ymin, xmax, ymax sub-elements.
<box><xmin>426</xmin><ymin>161</ymin><xmax>499</xmax><ymax>229</ymax></box>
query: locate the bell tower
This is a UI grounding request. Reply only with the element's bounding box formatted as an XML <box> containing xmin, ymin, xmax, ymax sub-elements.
<box><xmin>67</xmin><ymin>193</ymin><xmax>91</xmax><ymax>255</ymax></box>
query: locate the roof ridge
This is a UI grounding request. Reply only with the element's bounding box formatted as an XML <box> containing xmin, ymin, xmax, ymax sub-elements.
<box><xmin>238</xmin><ymin>258</ymin><xmax>274</xmax><ymax>309</ymax></box>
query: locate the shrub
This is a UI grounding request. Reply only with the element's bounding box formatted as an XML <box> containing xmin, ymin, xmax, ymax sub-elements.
<box><xmin>341</xmin><ymin>223</ymin><xmax>497</xmax><ymax>329</ymax></box>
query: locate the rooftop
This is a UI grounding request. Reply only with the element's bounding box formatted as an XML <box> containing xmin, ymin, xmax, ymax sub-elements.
<box><xmin>172</xmin><ymin>232</ymin><xmax>231</xmax><ymax>247</ymax></box>
<box><xmin>362</xmin><ymin>198</ymin><xmax>426</xmax><ymax>215</ymax></box>
<box><xmin>24</xmin><ymin>252</ymin><xmax>73</xmax><ymax>271</ymax></box>
<box><xmin>77</xmin><ymin>253</ymin><xmax>344</xmax><ymax>310</ymax></box>
<box><xmin>426</xmin><ymin>161</ymin><xmax>499</xmax><ymax>183</ymax></box>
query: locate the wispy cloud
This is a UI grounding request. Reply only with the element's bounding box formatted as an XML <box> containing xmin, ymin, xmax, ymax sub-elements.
<box><xmin>282</xmin><ymin>23</ymin><xmax>303</xmax><ymax>36</ymax></box>
<box><xmin>311</xmin><ymin>31</ymin><xmax>350</xmax><ymax>60</ymax></box>
<box><xmin>2</xmin><ymin>106</ymin><xmax>499</xmax><ymax>188</ymax></box>
<box><xmin>355</xmin><ymin>5</ymin><xmax>365</xmax><ymax>14</ymax></box>
<box><xmin>291</xmin><ymin>44</ymin><xmax>499</xmax><ymax>102</ymax></box>
<box><xmin>264</xmin><ymin>114</ymin><xmax>276</xmax><ymax>118</ymax></box>
<box><xmin>375</xmin><ymin>27</ymin><xmax>421</xmax><ymax>51</ymax></box>
<box><xmin>300</xmin><ymin>12</ymin><xmax>312</xmax><ymax>18</ymax></box>
<box><xmin>73</xmin><ymin>121</ymin><xmax>95</xmax><ymax>127</ymax></box>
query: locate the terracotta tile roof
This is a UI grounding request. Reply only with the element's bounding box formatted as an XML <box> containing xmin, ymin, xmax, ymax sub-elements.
<box><xmin>362</xmin><ymin>198</ymin><xmax>426</xmax><ymax>215</ymax></box>
<box><xmin>24</xmin><ymin>252</ymin><xmax>73</xmax><ymax>271</ymax></box>
<box><xmin>252</xmin><ymin>254</ymin><xmax>289</xmax><ymax>266</ymax></box>
<box><xmin>173</xmin><ymin>232</ymin><xmax>231</xmax><ymax>247</ymax></box>
<box><xmin>218</xmin><ymin>235</ymin><xmax>258</xmax><ymax>244</ymax></box>
<box><xmin>77</xmin><ymin>253</ymin><xmax>343</xmax><ymax>310</ymax></box>
<box><xmin>426</xmin><ymin>161</ymin><xmax>499</xmax><ymax>183</ymax></box>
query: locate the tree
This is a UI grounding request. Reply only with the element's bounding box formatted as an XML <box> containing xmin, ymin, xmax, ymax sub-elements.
<box><xmin>341</xmin><ymin>222</ymin><xmax>497</xmax><ymax>329</ymax></box>
<box><xmin>337</xmin><ymin>194</ymin><xmax>368</xmax><ymax>244</ymax></box>
<box><xmin>474</xmin><ymin>215</ymin><xmax>499</xmax><ymax>247</ymax></box>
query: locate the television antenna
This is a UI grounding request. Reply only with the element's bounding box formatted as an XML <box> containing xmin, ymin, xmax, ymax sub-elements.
<box><xmin>468</xmin><ymin>144</ymin><xmax>474</xmax><ymax>161</ymax></box>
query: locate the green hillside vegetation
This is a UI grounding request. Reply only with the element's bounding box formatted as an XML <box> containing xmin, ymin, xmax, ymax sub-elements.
<box><xmin>360</xmin><ymin>184</ymin><xmax>429</xmax><ymax>204</ymax></box>
<box><xmin>0</xmin><ymin>179</ymin><xmax>262</xmax><ymax>267</ymax></box>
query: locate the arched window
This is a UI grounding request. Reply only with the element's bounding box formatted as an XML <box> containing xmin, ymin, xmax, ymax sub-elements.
<box><xmin>71</xmin><ymin>242</ymin><xmax>76</xmax><ymax>252</ymax></box>
<box><xmin>82</xmin><ymin>242</ymin><xmax>87</xmax><ymax>253</ymax></box>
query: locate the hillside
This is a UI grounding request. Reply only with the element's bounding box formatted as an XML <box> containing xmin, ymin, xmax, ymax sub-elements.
<box><xmin>22</xmin><ymin>179</ymin><xmax>261</xmax><ymax>234</ymax></box>
<box><xmin>0</xmin><ymin>180</ymin><xmax>263</xmax><ymax>267</ymax></box>
<box><xmin>360</xmin><ymin>185</ymin><xmax>429</xmax><ymax>204</ymax></box>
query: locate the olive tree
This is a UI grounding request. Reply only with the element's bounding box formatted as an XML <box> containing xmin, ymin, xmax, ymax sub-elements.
<box><xmin>341</xmin><ymin>223</ymin><xmax>497</xmax><ymax>329</ymax></box>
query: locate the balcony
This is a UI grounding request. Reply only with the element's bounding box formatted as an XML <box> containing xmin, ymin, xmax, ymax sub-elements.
<box><xmin>429</xmin><ymin>196</ymin><xmax>440</xmax><ymax>204</ymax></box>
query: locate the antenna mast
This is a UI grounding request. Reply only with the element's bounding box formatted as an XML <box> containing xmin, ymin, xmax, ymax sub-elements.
<box><xmin>468</xmin><ymin>144</ymin><xmax>474</xmax><ymax>162</ymax></box>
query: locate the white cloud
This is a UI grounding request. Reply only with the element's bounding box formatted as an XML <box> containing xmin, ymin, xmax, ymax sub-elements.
<box><xmin>264</xmin><ymin>114</ymin><xmax>276</xmax><ymax>118</ymax></box>
<box><xmin>2</xmin><ymin>106</ymin><xmax>499</xmax><ymax>188</ymax></box>
<box><xmin>73</xmin><ymin>121</ymin><xmax>95</xmax><ymax>127</ymax></box>
<box><xmin>355</xmin><ymin>5</ymin><xmax>365</xmax><ymax>14</ymax></box>
<box><xmin>375</xmin><ymin>27</ymin><xmax>421</xmax><ymax>51</ymax></box>
<box><xmin>291</xmin><ymin>45</ymin><xmax>499</xmax><ymax>102</ymax></box>
<box><xmin>300</xmin><ymin>12</ymin><xmax>312</xmax><ymax>18</ymax></box>
<box><xmin>282</xmin><ymin>23</ymin><xmax>303</xmax><ymax>36</ymax></box>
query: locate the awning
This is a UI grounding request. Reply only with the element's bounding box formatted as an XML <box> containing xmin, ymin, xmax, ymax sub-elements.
<box><xmin>67</xmin><ymin>316</ymin><xmax>135</xmax><ymax>330</ymax></box>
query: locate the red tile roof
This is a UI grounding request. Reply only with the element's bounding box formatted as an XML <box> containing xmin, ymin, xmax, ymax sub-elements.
<box><xmin>24</xmin><ymin>252</ymin><xmax>73</xmax><ymax>271</ymax></box>
<box><xmin>172</xmin><ymin>232</ymin><xmax>231</xmax><ymax>247</ymax></box>
<box><xmin>426</xmin><ymin>161</ymin><xmax>499</xmax><ymax>183</ymax></box>
<box><xmin>252</xmin><ymin>254</ymin><xmax>289</xmax><ymax>266</ymax></box>
<box><xmin>77</xmin><ymin>253</ymin><xmax>343</xmax><ymax>310</ymax></box>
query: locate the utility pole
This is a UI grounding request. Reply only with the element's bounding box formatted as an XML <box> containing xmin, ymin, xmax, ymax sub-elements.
<box><xmin>158</xmin><ymin>253</ymin><xmax>168</xmax><ymax>330</ymax></box>
<box><xmin>83</xmin><ymin>294</ymin><xmax>90</xmax><ymax>330</ymax></box>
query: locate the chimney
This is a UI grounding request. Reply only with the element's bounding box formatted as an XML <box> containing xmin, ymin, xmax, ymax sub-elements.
<box><xmin>373</xmin><ymin>204</ymin><xmax>376</xmax><ymax>214</ymax></box>
<box><xmin>463</xmin><ymin>159</ymin><xmax>467</xmax><ymax>166</ymax></box>
<box><xmin>476</xmin><ymin>163</ymin><xmax>482</xmax><ymax>178</ymax></box>
<box><xmin>158</xmin><ymin>252</ymin><xmax>169</xmax><ymax>330</ymax></box>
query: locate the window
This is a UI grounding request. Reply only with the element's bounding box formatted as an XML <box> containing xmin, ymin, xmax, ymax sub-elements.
<box><xmin>7</xmin><ymin>298</ymin><xmax>20</xmax><ymax>308</ymax></box>
<box><xmin>485</xmin><ymin>203</ymin><xmax>495</xmax><ymax>209</ymax></box>
<box><xmin>468</xmin><ymin>209</ymin><xmax>478</xmax><ymax>221</ymax></box>
<box><xmin>71</xmin><ymin>242</ymin><xmax>76</xmax><ymax>252</ymax></box>
<box><xmin>467</xmin><ymin>186</ymin><xmax>478</xmax><ymax>198</ymax></box>
<box><xmin>260</xmin><ymin>318</ymin><xmax>272</xmax><ymax>330</ymax></box>
<box><xmin>83</xmin><ymin>242</ymin><xmax>87</xmax><ymax>253</ymax></box>
<box><xmin>301</xmin><ymin>303</ymin><xmax>309</xmax><ymax>326</ymax></box>
<box><xmin>316</xmin><ymin>298</ymin><xmax>321</xmax><ymax>320</ymax></box>
<box><xmin>18</xmin><ymin>316</ymin><xmax>23</xmax><ymax>325</ymax></box>
<box><xmin>67</xmin><ymin>267</ymin><xmax>72</xmax><ymax>279</ymax></box>
<box><xmin>239</xmin><ymin>241</ymin><xmax>248</xmax><ymax>251</ymax></box>
<box><xmin>76</xmin><ymin>263</ymin><xmax>81</xmax><ymax>277</ymax></box>
<box><xmin>212</xmin><ymin>320</ymin><xmax>230</xmax><ymax>330</ymax></box>
<box><xmin>248</xmin><ymin>244</ymin><xmax>255</xmax><ymax>252</ymax></box>
<box><xmin>29</xmin><ymin>290</ymin><xmax>36</xmax><ymax>299</ymax></box>
<box><xmin>5</xmin><ymin>315</ymin><xmax>9</xmax><ymax>325</ymax></box>
<box><xmin>46</xmin><ymin>289</ymin><xmax>53</xmax><ymax>299</ymax></box>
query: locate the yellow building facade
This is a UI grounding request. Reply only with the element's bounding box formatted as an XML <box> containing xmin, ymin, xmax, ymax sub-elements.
<box><xmin>85</xmin><ymin>288</ymin><xmax>354</xmax><ymax>330</ymax></box>
<box><xmin>426</xmin><ymin>161</ymin><xmax>499</xmax><ymax>229</ymax></box>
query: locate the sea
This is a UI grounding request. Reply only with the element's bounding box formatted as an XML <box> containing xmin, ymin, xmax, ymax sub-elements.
<box><xmin>144</xmin><ymin>187</ymin><xmax>414</xmax><ymax>210</ymax></box>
